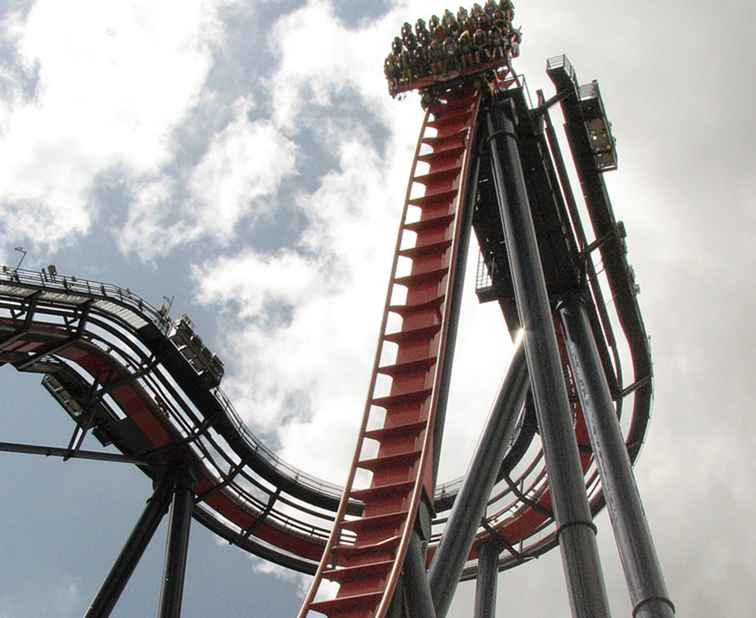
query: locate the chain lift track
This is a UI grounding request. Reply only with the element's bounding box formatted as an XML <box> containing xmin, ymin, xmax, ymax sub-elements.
<box><xmin>299</xmin><ymin>86</ymin><xmax>482</xmax><ymax>618</ymax></box>
<box><xmin>0</xmin><ymin>54</ymin><xmax>669</xmax><ymax>617</ymax></box>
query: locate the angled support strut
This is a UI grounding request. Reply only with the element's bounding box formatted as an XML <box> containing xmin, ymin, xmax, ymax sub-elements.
<box><xmin>158</xmin><ymin>468</ymin><xmax>195</xmax><ymax>618</ymax></box>
<box><xmin>474</xmin><ymin>540</ymin><xmax>501</xmax><ymax>618</ymax></box>
<box><xmin>403</xmin><ymin>533</ymin><xmax>437</xmax><ymax>618</ymax></box>
<box><xmin>85</xmin><ymin>479</ymin><xmax>173</xmax><ymax>618</ymax></box>
<box><xmin>558</xmin><ymin>293</ymin><xmax>675</xmax><ymax>618</ymax></box>
<box><xmin>429</xmin><ymin>343</ymin><xmax>529</xmax><ymax>618</ymax></box>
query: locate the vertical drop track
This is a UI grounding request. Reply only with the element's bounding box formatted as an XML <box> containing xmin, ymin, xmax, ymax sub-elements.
<box><xmin>298</xmin><ymin>86</ymin><xmax>482</xmax><ymax>618</ymax></box>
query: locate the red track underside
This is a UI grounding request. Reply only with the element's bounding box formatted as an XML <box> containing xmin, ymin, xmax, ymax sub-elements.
<box><xmin>0</xmin><ymin>324</ymin><xmax>326</xmax><ymax>561</ymax></box>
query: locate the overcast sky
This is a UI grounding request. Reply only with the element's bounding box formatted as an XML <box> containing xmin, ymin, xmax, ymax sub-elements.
<box><xmin>0</xmin><ymin>0</ymin><xmax>754</xmax><ymax>616</ymax></box>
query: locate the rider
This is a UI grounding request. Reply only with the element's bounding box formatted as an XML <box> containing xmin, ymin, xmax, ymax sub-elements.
<box><xmin>415</xmin><ymin>18</ymin><xmax>430</xmax><ymax>48</ymax></box>
<box><xmin>430</xmin><ymin>21</ymin><xmax>447</xmax><ymax>77</ymax></box>
<box><xmin>392</xmin><ymin>36</ymin><xmax>403</xmax><ymax>57</ymax></box>
<box><xmin>412</xmin><ymin>45</ymin><xmax>430</xmax><ymax>80</ymax></box>
<box><xmin>400</xmin><ymin>46</ymin><xmax>413</xmax><ymax>84</ymax></box>
<box><xmin>444</xmin><ymin>30</ymin><xmax>461</xmax><ymax>73</ymax></box>
<box><xmin>401</xmin><ymin>21</ymin><xmax>417</xmax><ymax>51</ymax></box>
<box><xmin>499</xmin><ymin>0</ymin><xmax>515</xmax><ymax>21</ymax></box>
<box><xmin>457</xmin><ymin>6</ymin><xmax>470</xmax><ymax>30</ymax></box>
<box><xmin>510</xmin><ymin>26</ymin><xmax>522</xmax><ymax>58</ymax></box>
<box><xmin>458</xmin><ymin>28</ymin><xmax>476</xmax><ymax>70</ymax></box>
<box><xmin>472</xmin><ymin>24</ymin><xmax>489</xmax><ymax>64</ymax></box>
<box><xmin>429</xmin><ymin>14</ymin><xmax>441</xmax><ymax>38</ymax></box>
<box><xmin>476</xmin><ymin>8</ymin><xmax>491</xmax><ymax>33</ymax></box>
<box><xmin>493</xmin><ymin>8</ymin><xmax>508</xmax><ymax>31</ymax></box>
<box><xmin>442</xmin><ymin>9</ymin><xmax>459</xmax><ymax>36</ymax></box>
<box><xmin>489</xmin><ymin>25</ymin><xmax>506</xmax><ymax>60</ymax></box>
<box><xmin>384</xmin><ymin>53</ymin><xmax>400</xmax><ymax>95</ymax></box>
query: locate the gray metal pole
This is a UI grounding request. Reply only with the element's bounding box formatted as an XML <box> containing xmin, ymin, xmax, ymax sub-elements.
<box><xmin>474</xmin><ymin>541</ymin><xmax>500</xmax><ymax>618</ymax></box>
<box><xmin>157</xmin><ymin>472</ymin><xmax>194</xmax><ymax>618</ymax></box>
<box><xmin>0</xmin><ymin>441</ymin><xmax>153</xmax><ymax>467</ymax></box>
<box><xmin>403</xmin><ymin>532</ymin><xmax>437</xmax><ymax>618</ymax></box>
<box><xmin>85</xmin><ymin>480</ymin><xmax>172</xmax><ymax>618</ymax></box>
<box><xmin>387</xmin><ymin>583</ymin><xmax>407</xmax><ymax>618</ymax></box>
<box><xmin>486</xmin><ymin>101</ymin><xmax>611</xmax><ymax>618</ymax></box>
<box><xmin>558</xmin><ymin>293</ymin><xmax>675</xmax><ymax>618</ymax></box>
<box><xmin>429</xmin><ymin>344</ymin><xmax>528</xmax><ymax>618</ymax></box>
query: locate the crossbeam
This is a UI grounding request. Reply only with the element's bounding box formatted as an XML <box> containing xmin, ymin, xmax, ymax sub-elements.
<box><xmin>0</xmin><ymin>440</ymin><xmax>154</xmax><ymax>467</ymax></box>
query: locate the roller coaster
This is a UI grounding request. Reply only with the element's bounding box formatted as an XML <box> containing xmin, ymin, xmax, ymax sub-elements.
<box><xmin>0</xmin><ymin>4</ymin><xmax>675</xmax><ymax>618</ymax></box>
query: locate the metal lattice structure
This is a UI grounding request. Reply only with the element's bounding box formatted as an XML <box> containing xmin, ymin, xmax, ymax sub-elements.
<box><xmin>0</xmin><ymin>4</ymin><xmax>674</xmax><ymax>617</ymax></box>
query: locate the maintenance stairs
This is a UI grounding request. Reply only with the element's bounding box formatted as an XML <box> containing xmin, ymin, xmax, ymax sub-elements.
<box><xmin>298</xmin><ymin>86</ymin><xmax>482</xmax><ymax>618</ymax></box>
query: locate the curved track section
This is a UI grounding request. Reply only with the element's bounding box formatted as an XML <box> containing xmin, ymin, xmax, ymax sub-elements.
<box><xmin>0</xmin><ymin>260</ymin><xmax>542</xmax><ymax>576</ymax></box>
<box><xmin>0</xmin><ymin>272</ymin><xmax>331</xmax><ymax>569</ymax></box>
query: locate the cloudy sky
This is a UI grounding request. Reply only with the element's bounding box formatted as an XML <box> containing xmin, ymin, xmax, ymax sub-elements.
<box><xmin>0</xmin><ymin>0</ymin><xmax>754</xmax><ymax>616</ymax></box>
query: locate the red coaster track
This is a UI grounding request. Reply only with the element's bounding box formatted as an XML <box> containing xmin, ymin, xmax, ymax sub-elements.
<box><xmin>299</xmin><ymin>86</ymin><xmax>482</xmax><ymax>618</ymax></box>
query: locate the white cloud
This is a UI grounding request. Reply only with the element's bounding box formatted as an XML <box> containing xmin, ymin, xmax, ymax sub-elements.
<box><xmin>196</xmin><ymin>250</ymin><xmax>325</xmax><ymax>319</ymax></box>
<box><xmin>0</xmin><ymin>10</ymin><xmax>27</xmax><ymax>130</ymax></box>
<box><xmin>0</xmin><ymin>0</ymin><xmax>234</xmax><ymax>250</ymax></box>
<box><xmin>253</xmin><ymin>558</ymin><xmax>311</xmax><ymax>598</ymax></box>
<box><xmin>194</xmin><ymin>138</ymin><xmax>398</xmax><ymax>480</ymax></box>
<box><xmin>189</xmin><ymin>100</ymin><xmax>297</xmax><ymax>237</ymax></box>
<box><xmin>119</xmin><ymin>96</ymin><xmax>297</xmax><ymax>258</ymax></box>
<box><xmin>268</xmin><ymin>0</ymin><xmax>432</xmax><ymax>132</ymax></box>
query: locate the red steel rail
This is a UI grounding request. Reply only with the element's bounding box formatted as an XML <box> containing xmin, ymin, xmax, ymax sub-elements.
<box><xmin>299</xmin><ymin>85</ymin><xmax>483</xmax><ymax>618</ymax></box>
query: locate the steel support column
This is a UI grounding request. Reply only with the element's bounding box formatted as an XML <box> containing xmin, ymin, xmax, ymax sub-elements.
<box><xmin>85</xmin><ymin>480</ymin><xmax>173</xmax><ymax>618</ymax></box>
<box><xmin>157</xmin><ymin>471</ymin><xmax>194</xmax><ymax>618</ymax></box>
<box><xmin>474</xmin><ymin>541</ymin><xmax>500</xmax><ymax>618</ymax></box>
<box><xmin>558</xmin><ymin>293</ymin><xmax>675</xmax><ymax>618</ymax></box>
<box><xmin>403</xmin><ymin>533</ymin><xmax>437</xmax><ymax>618</ymax></box>
<box><xmin>387</xmin><ymin>583</ymin><xmax>407</xmax><ymax>618</ymax></box>
<box><xmin>429</xmin><ymin>344</ymin><xmax>528</xmax><ymax>618</ymax></box>
<box><xmin>486</xmin><ymin>102</ymin><xmax>611</xmax><ymax>618</ymax></box>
